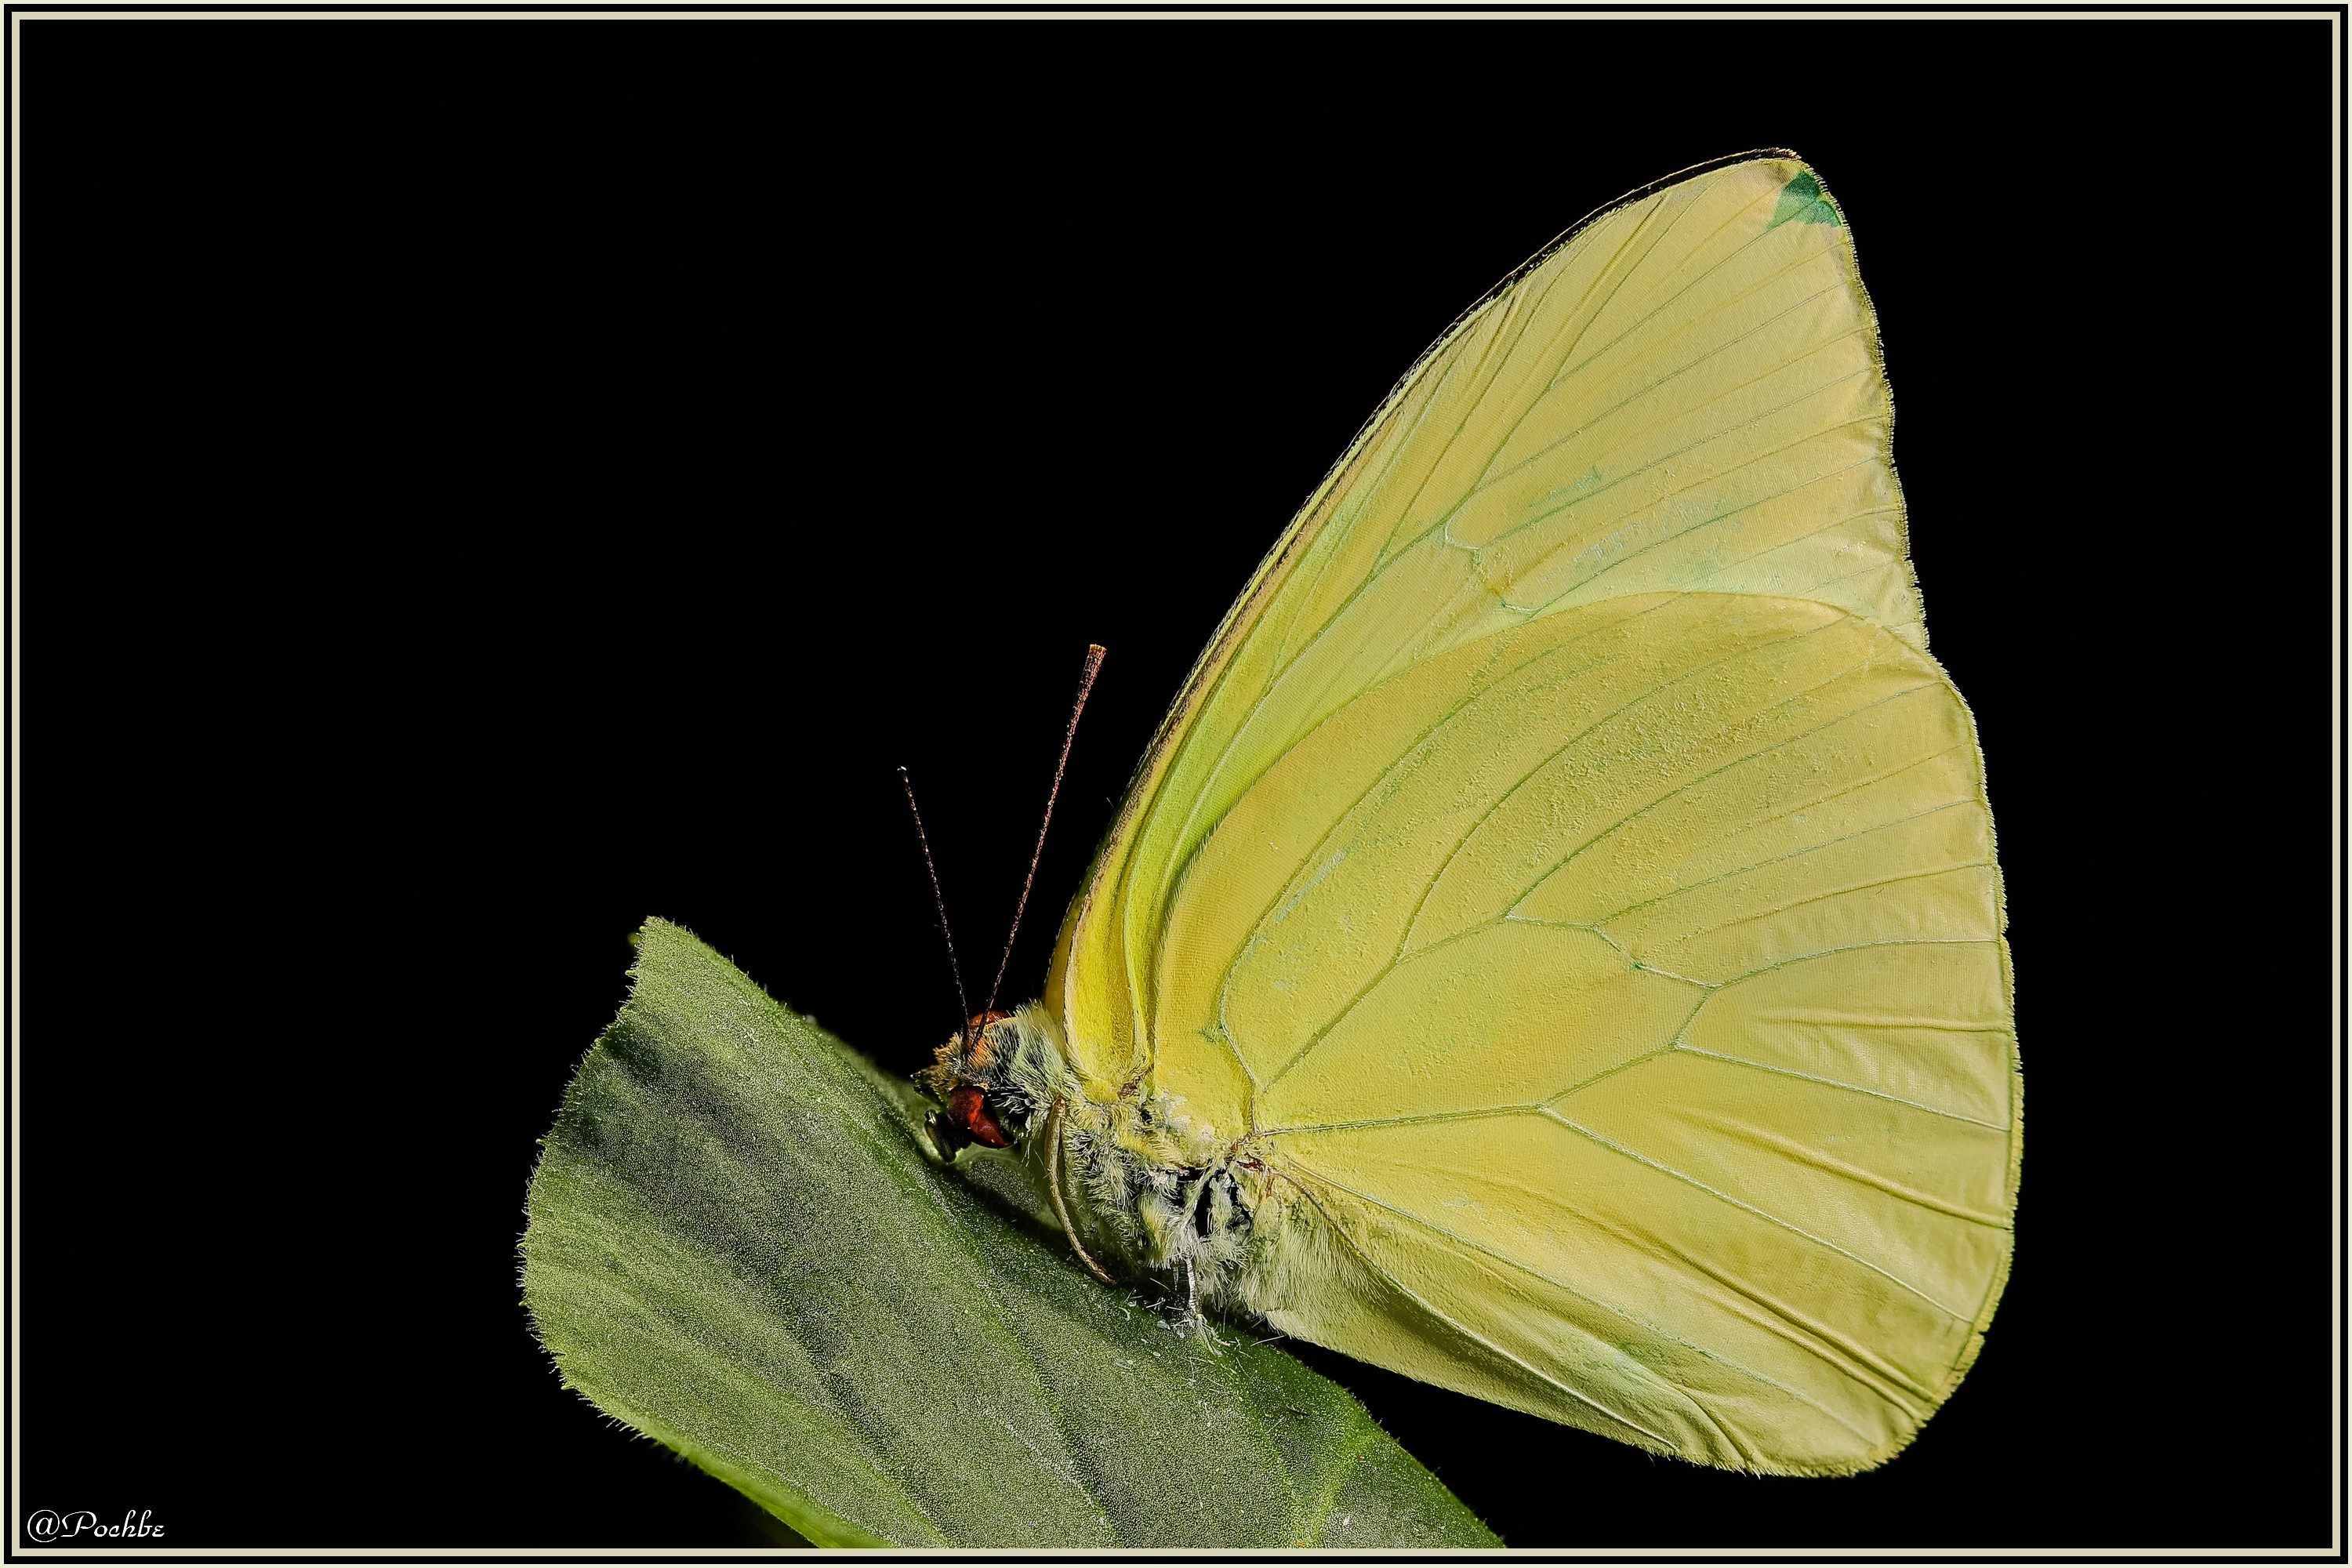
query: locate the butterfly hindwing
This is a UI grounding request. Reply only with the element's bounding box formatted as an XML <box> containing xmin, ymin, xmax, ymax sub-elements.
<box><xmin>1046</xmin><ymin>154</ymin><xmax>2016</xmax><ymax>1474</ymax></box>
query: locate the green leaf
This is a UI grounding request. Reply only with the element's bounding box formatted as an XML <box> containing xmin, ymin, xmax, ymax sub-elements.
<box><xmin>521</xmin><ymin>918</ymin><xmax>1498</xmax><ymax>1548</ymax></box>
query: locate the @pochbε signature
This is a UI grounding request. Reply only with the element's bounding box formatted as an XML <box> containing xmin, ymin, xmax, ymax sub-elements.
<box><xmin>25</xmin><ymin>1509</ymin><xmax>163</xmax><ymax>1542</ymax></box>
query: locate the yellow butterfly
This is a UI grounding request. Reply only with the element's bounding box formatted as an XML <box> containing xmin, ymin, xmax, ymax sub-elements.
<box><xmin>923</xmin><ymin>151</ymin><xmax>2018</xmax><ymax>1477</ymax></box>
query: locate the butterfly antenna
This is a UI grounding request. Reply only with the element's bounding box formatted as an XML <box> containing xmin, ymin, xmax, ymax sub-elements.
<box><xmin>984</xmin><ymin>644</ymin><xmax>1105</xmax><ymax>1018</ymax></box>
<box><xmin>898</xmin><ymin>765</ymin><xmax>971</xmax><ymax>1034</ymax></box>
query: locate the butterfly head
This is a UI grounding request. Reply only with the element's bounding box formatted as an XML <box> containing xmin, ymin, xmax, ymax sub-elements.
<box><xmin>920</xmin><ymin>1008</ymin><xmax>1043</xmax><ymax>1160</ymax></box>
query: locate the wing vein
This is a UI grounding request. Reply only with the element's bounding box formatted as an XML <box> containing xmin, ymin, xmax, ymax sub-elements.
<box><xmin>1272</xmin><ymin>1171</ymin><xmax>1686</xmax><ymax>1450</ymax></box>
<box><xmin>1247</xmin><ymin>615</ymin><xmax>1847</xmax><ymax>1094</ymax></box>
<box><xmin>1508</xmin><ymin>692</ymin><xmax>1956</xmax><ymax>913</ymax></box>
<box><xmin>1617</xmin><ymin>862</ymin><xmax>1992</xmax><ymax>949</ymax></box>
<box><xmin>1671</xmin><ymin>1044</ymin><xmax>2011</xmax><ymax>1131</ymax></box>
<box><xmin>1286</xmin><ymin>1157</ymin><xmax>1900</xmax><ymax>1443</ymax></box>
<box><xmin>1574</xmin><ymin>796</ymin><xmax>1972</xmax><ymax>926</ymax></box>
<box><xmin>1461</xmin><ymin>285</ymin><xmax>1861</xmax><ymax>530</ymax></box>
<box><xmin>1539</xmin><ymin>1107</ymin><xmax>1971</xmax><ymax>1320</ymax></box>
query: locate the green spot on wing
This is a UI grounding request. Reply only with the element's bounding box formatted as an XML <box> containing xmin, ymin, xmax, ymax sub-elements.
<box><xmin>1767</xmin><ymin>170</ymin><xmax>1843</xmax><ymax>230</ymax></box>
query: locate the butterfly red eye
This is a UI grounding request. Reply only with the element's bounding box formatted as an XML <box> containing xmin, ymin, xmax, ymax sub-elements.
<box><xmin>946</xmin><ymin>1083</ymin><xmax>1011</xmax><ymax>1149</ymax></box>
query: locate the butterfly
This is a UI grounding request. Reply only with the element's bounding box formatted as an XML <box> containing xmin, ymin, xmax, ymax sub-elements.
<box><xmin>918</xmin><ymin>151</ymin><xmax>2017</xmax><ymax>1477</ymax></box>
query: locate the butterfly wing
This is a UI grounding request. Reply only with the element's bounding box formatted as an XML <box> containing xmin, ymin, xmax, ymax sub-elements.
<box><xmin>1047</xmin><ymin>154</ymin><xmax>2016</xmax><ymax>1473</ymax></box>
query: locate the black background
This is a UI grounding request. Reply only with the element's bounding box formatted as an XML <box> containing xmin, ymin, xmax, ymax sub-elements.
<box><xmin>19</xmin><ymin>11</ymin><xmax>2339</xmax><ymax>1553</ymax></box>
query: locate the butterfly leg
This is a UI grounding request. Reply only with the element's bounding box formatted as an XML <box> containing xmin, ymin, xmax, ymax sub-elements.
<box><xmin>1045</xmin><ymin>1098</ymin><xmax>1118</xmax><ymax>1287</ymax></box>
<box><xmin>1171</xmin><ymin>1257</ymin><xmax>1224</xmax><ymax>1348</ymax></box>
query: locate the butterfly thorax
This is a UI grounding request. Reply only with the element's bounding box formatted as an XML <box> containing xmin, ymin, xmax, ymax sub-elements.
<box><xmin>920</xmin><ymin>1006</ymin><xmax>1269</xmax><ymax>1312</ymax></box>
